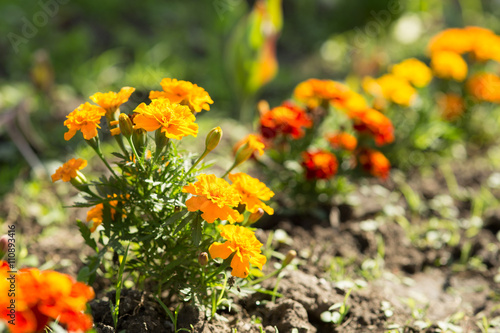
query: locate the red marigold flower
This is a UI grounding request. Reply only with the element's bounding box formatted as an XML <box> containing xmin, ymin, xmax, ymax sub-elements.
<box><xmin>51</xmin><ymin>158</ymin><xmax>87</xmax><ymax>182</ymax></box>
<box><xmin>259</xmin><ymin>102</ymin><xmax>312</xmax><ymax>139</ymax></box>
<box><xmin>182</xmin><ymin>174</ymin><xmax>242</xmax><ymax>223</ymax></box>
<box><xmin>229</xmin><ymin>172</ymin><xmax>274</xmax><ymax>215</ymax></box>
<box><xmin>348</xmin><ymin>108</ymin><xmax>394</xmax><ymax>146</ymax></box>
<box><xmin>358</xmin><ymin>149</ymin><xmax>391</xmax><ymax>180</ymax></box>
<box><xmin>209</xmin><ymin>225</ymin><xmax>266</xmax><ymax>278</ymax></box>
<box><xmin>149</xmin><ymin>78</ymin><xmax>214</xmax><ymax>113</ymax></box>
<box><xmin>90</xmin><ymin>86</ymin><xmax>135</xmax><ymax>116</ymax></box>
<box><xmin>294</xmin><ymin>78</ymin><xmax>351</xmax><ymax>109</ymax></box>
<box><xmin>301</xmin><ymin>150</ymin><xmax>338</xmax><ymax>180</ymax></box>
<box><xmin>64</xmin><ymin>102</ymin><xmax>106</xmax><ymax>141</ymax></box>
<box><xmin>0</xmin><ymin>263</ymin><xmax>94</xmax><ymax>333</ymax></box>
<box><xmin>326</xmin><ymin>132</ymin><xmax>358</xmax><ymax>151</ymax></box>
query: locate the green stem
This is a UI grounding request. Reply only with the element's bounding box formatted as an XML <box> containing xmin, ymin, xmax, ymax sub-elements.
<box><xmin>221</xmin><ymin>161</ymin><xmax>237</xmax><ymax>179</ymax></box>
<box><xmin>126</xmin><ymin>137</ymin><xmax>145</xmax><ymax>171</ymax></box>
<box><xmin>248</xmin><ymin>266</ymin><xmax>284</xmax><ymax>286</ymax></box>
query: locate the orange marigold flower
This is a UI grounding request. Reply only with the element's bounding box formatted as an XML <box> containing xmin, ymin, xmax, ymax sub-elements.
<box><xmin>86</xmin><ymin>194</ymin><xmax>128</xmax><ymax>232</ymax></box>
<box><xmin>209</xmin><ymin>225</ymin><xmax>266</xmax><ymax>278</ymax></box>
<box><xmin>229</xmin><ymin>172</ymin><xmax>274</xmax><ymax>215</ymax></box>
<box><xmin>64</xmin><ymin>102</ymin><xmax>106</xmax><ymax>141</ymax></box>
<box><xmin>430</xmin><ymin>51</ymin><xmax>468</xmax><ymax>81</ymax></box>
<box><xmin>233</xmin><ymin>134</ymin><xmax>266</xmax><ymax>158</ymax></box>
<box><xmin>391</xmin><ymin>58</ymin><xmax>433</xmax><ymax>88</ymax></box>
<box><xmin>358</xmin><ymin>149</ymin><xmax>391</xmax><ymax>180</ymax></box>
<box><xmin>326</xmin><ymin>132</ymin><xmax>358</xmax><ymax>151</ymax></box>
<box><xmin>294</xmin><ymin>78</ymin><xmax>351</xmax><ymax>109</ymax></box>
<box><xmin>466</xmin><ymin>73</ymin><xmax>500</xmax><ymax>103</ymax></box>
<box><xmin>437</xmin><ymin>93</ymin><xmax>466</xmax><ymax>121</ymax></box>
<box><xmin>348</xmin><ymin>108</ymin><xmax>394</xmax><ymax>146</ymax></box>
<box><xmin>149</xmin><ymin>78</ymin><xmax>214</xmax><ymax>113</ymax></box>
<box><xmin>182</xmin><ymin>174</ymin><xmax>242</xmax><ymax>223</ymax></box>
<box><xmin>259</xmin><ymin>102</ymin><xmax>312</xmax><ymax>139</ymax></box>
<box><xmin>428</xmin><ymin>28</ymin><xmax>474</xmax><ymax>55</ymax></box>
<box><xmin>133</xmin><ymin>98</ymin><xmax>198</xmax><ymax>140</ymax></box>
<box><xmin>301</xmin><ymin>150</ymin><xmax>338</xmax><ymax>180</ymax></box>
<box><xmin>89</xmin><ymin>86</ymin><xmax>135</xmax><ymax>116</ymax></box>
<box><xmin>0</xmin><ymin>263</ymin><xmax>94</xmax><ymax>333</ymax></box>
<box><xmin>51</xmin><ymin>158</ymin><xmax>87</xmax><ymax>182</ymax></box>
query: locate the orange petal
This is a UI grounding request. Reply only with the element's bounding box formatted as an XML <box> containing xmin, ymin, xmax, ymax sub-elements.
<box><xmin>230</xmin><ymin>251</ymin><xmax>250</xmax><ymax>278</ymax></box>
<box><xmin>209</xmin><ymin>242</ymin><xmax>233</xmax><ymax>260</ymax></box>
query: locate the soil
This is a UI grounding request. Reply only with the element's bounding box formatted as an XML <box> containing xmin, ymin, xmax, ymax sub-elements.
<box><xmin>4</xmin><ymin>152</ymin><xmax>500</xmax><ymax>332</ymax></box>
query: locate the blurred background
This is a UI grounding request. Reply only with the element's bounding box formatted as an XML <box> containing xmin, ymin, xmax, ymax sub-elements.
<box><xmin>1</xmin><ymin>0</ymin><xmax>499</xmax><ymax>196</ymax></box>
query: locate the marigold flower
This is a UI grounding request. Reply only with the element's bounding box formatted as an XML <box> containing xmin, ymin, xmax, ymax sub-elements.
<box><xmin>391</xmin><ymin>58</ymin><xmax>433</xmax><ymax>88</ymax></box>
<box><xmin>428</xmin><ymin>28</ymin><xmax>474</xmax><ymax>55</ymax></box>
<box><xmin>0</xmin><ymin>262</ymin><xmax>94</xmax><ymax>333</ymax></box>
<box><xmin>301</xmin><ymin>150</ymin><xmax>338</xmax><ymax>180</ymax></box>
<box><xmin>51</xmin><ymin>158</ymin><xmax>87</xmax><ymax>182</ymax></box>
<box><xmin>86</xmin><ymin>194</ymin><xmax>128</xmax><ymax>232</ymax></box>
<box><xmin>209</xmin><ymin>225</ymin><xmax>266</xmax><ymax>278</ymax></box>
<box><xmin>437</xmin><ymin>93</ymin><xmax>466</xmax><ymax>120</ymax></box>
<box><xmin>149</xmin><ymin>78</ymin><xmax>214</xmax><ymax>113</ymax></box>
<box><xmin>259</xmin><ymin>103</ymin><xmax>312</xmax><ymax>139</ymax></box>
<box><xmin>89</xmin><ymin>86</ymin><xmax>135</xmax><ymax>116</ymax></box>
<box><xmin>326</xmin><ymin>132</ymin><xmax>358</xmax><ymax>151</ymax></box>
<box><xmin>430</xmin><ymin>51</ymin><xmax>468</xmax><ymax>81</ymax></box>
<box><xmin>233</xmin><ymin>134</ymin><xmax>266</xmax><ymax>158</ymax></box>
<box><xmin>229</xmin><ymin>172</ymin><xmax>274</xmax><ymax>215</ymax></box>
<box><xmin>466</xmin><ymin>73</ymin><xmax>500</xmax><ymax>103</ymax></box>
<box><xmin>294</xmin><ymin>78</ymin><xmax>350</xmax><ymax>109</ymax></box>
<box><xmin>64</xmin><ymin>102</ymin><xmax>106</xmax><ymax>141</ymax></box>
<box><xmin>358</xmin><ymin>149</ymin><xmax>391</xmax><ymax>180</ymax></box>
<box><xmin>133</xmin><ymin>98</ymin><xmax>198</xmax><ymax>140</ymax></box>
<box><xmin>182</xmin><ymin>174</ymin><xmax>242</xmax><ymax>223</ymax></box>
<box><xmin>363</xmin><ymin>74</ymin><xmax>417</xmax><ymax>107</ymax></box>
<box><xmin>348</xmin><ymin>108</ymin><xmax>394</xmax><ymax>146</ymax></box>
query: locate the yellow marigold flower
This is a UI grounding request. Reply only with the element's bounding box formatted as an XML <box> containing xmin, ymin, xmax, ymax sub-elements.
<box><xmin>89</xmin><ymin>87</ymin><xmax>135</xmax><ymax>116</ymax></box>
<box><xmin>233</xmin><ymin>134</ymin><xmax>266</xmax><ymax>158</ymax></box>
<box><xmin>51</xmin><ymin>158</ymin><xmax>87</xmax><ymax>182</ymax></box>
<box><xmin>294</xmin><ymin>78</ymin><xmax>350</xmax><ymax>109</ymax></box>
<box><xmin>437</xmin><ymin>93</ymin><xmax>465</xmax><ymax>120</ymax></box>
<box><xmin>467</xmin><ymin>73</ymin><xmax>500</xmax><ymax>103</ymax></box>
<box><xmin>364</xmin><ymin>74</ymin><xmax>416</xmax><ymax>107</ymax></box>
<box><xmin>229</xmin><ymin>173</ymin><xmax>274</xmax><ymax>215</ymax></box>
<box><xmin>149</xmin><ymin>78</ymin><xmax>214</xmax><ymax>113</ymax></box>
<box><xmin>133</xmin><ymin>98</ymin><xmax>198</xmax><ymax>140</ymax></box>
<box><xmin>209</xmin><ymin>224</ymin><xmax>266</xmax><ymax>278</ymax></box>
<box><xmin>428</xmin><ymin>28</ymin><xmax>474</xmax><ymax>55</ymax></box>
<box><xmin>182</xmin><ymin>174</ymin><xmax>242</xmax><ymax>223</ymax></box>
<box><xmin>430</xmin><ymin>51</ymin><xmax>468</xmax><ymax>81</ymax></box>
<box><xmin>391</xmin><ymin>58</ymin><xmax>433</xmax><ymax>88</ymax></box>
<box><xmin>64</xmin><ymin>102</ymin><xmax>106</xmax><ymax>141</ymax></box>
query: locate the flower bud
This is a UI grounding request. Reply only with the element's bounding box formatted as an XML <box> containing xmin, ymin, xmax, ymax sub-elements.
<box><xmin>234</xmin><ymin>142</ymin><xmax>254</xmax><ymax>167</ymax></box>
<box><xmin>282</xmin><ymin>250</ymin><xmax>297</xmax><ymax>268</ymax></box>
<box><xmin>248</xmin><ymin>208</ymin><xmax>265</xmax><ymax>224</ymax></box>
<box><xmin>198</xmin><ymin>252</ymin><xmax>209</xmax><ymax>266</ymax></box>
<box><xmin>133</xmin><ymin>128</ymin><xmax>147</xmax><ymax>155</ymax></box>
<box><xmin>155</xmin><ymin>128</ymin><xmax>170</xmax><ymax>153</ymax></box>
<box><xmin>118</xmin><ymin>113</ymin><xmax>134</xmax><ymax>139</ymax></box>
<box><xmin>205</xmin><ymin>126</ymin><xmax>222</xmax><ymax>152</ymax></box>
<box><xmin>0</xmin><ymin>235</ymin><xmax>8</xmax><ymax>259</ymax></box>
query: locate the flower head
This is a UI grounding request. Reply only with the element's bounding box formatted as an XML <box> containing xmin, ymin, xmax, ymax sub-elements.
<box><xmin>209</xmin><ymin>225</ymin><xmax>266</xmax><ymax>278</ymax></box>
<box><xmin>149</xmin><ymin>78</ymin><xmax>214</xmax><ymax>113</ymax></box>
<box><xmin>233</xmin><ymin>134</ymin><xmax>266</xmax><ymax>158</ymax></box>
<box><xmin>363</xmin><ymin>74</ymin><xmax>417</xmax><ymax>107</ymax></box>
<box><xmin>301</xmin><ymin>150</ymin><xmax>338</xmax><ymax>180</ymax></box>
<box><xmin>326</xmin><ymin>132</ymin><xmax>358</xmax><ymax>151</ymax></box>
<box><xmin>348</xmin><ymin>108</ymin><xmax>394</xmax><ymax>146</ymax></box>
<box><xmin>391</xmin><ymin>58</ymin><xmax>433</xmax><ymax>88</ymax></box>
<box><xmin>133</xmin><ymin>98</ymin><xmax>198</xmax><ymax>140</ymax></box>
<box><xmin>90</xmin><ymin>87</ymin><xmax>135</xmax><ymax>116</ymax></box>
<box><xmin>229</xmin><ymin>172</ymin><xmax>274</xmax><ymax>215</ymax></box>
<box><xmin>86</xmin><ymin>194</ymin><xmax>128</xmax><ymax>232</ymax></box>
<box><xmin>51</xmin><ymin>158</ymin><xmax>87</xmax><ymax>182</ymax></box>
<box><xmin>64</xmin><ymin>102</ymin><xmax>106</xmax><ymax>141</ymax></box>
<box><xmin>430</xmin><ymin>51</ymin><xmax>468</xmax><ymax>81</ymax></box>
<box><xmin>259</xmin><ymin>103</ymin><xmax>312</xmax><ymax>139</ymax></box>
<box><xmin>294</xmin><ymin>79</ymin><xmax>350</xmax><ymax>109</ymax></box>
<box><xmin>466</xmin><ymin>73</ymin><xmax>500</xmax><ymax>103</ymax></box>
<box><xmin>0</xmin><ymin>263</ymin><xmax>94</xmax><ymax>333</ymax></box>
<box><xmin>182</xmin><ymin>174</ymin><xmax>242</xmax><ymax>223</ymax></box>
<box><xmin>358</xmin><ymin>149</ymin><xmax>391</xmax><ymax>180</ymax></box>
<box><xmin>437</xmin><ymin>93</ymin><xmax>466</xmax><ymax>120</ymax></box>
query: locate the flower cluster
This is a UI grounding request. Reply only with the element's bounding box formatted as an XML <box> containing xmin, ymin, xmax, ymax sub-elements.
<box><xmin>0</xmin><ymin>261</ymin><xmax>94</xmax><ymax>333</ymax></box>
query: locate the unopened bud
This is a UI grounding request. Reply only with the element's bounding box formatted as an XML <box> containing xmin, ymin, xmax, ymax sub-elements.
<box><xmin>248</xmin><ymin>208</ymin><xmax>265</xmax><ymax>224</ymax></box>
<box><xmin>69</xmin><ymin>170</ymin><xmax>88</xmax><ymax>188</ymax></box>
<box><xmin>198</xmin><ymin>252</ymin><xmax>209</xmax><ymax>266</ymax></box>
<box><xmin>282</xmin><ymin>250</ymin><xmax>297</xmax><ymax>268</ymax></box>
<box><xmin>155</xmin><ymin>128</ymin><xmax>170</xmax><ymax>153</ymax></box>
<box><xmin>133</xmin><ymin>128</ymin><xmax>147</xmax><ymax>155</ymax></box>
<box><xmin>234</xmin><ymin>142</ymin><xmax>254</xmax><ymax>167</ymax></box>
<box><xmin>0</xmin><ymin>235</ymin><xmax>8</xmax><ymax>259</ymax></box>
<box><xmin>118</xmin><ymin>113</ymin><xmax>134</xmax><ymax>139</ymax></box>
<box><xmin>205</xmin><ymin>127</ymin><xmax>222</xmax><ymax>152</ymax></box>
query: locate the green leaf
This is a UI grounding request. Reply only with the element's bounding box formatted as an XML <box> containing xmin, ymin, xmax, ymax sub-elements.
<box><xmin>191</xmin><ymin>215</ymin><xmax>203</xmax><ymax>247</ymax></box>
<box><xmin>174</xmin><ymin>212</ymin><xmax>195</xmax><ymax>235</ymax></box>
<box><xmin>77</xmin><ymin>220</ymin><xmax>97</xmax><ymax>251</ymax></box>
